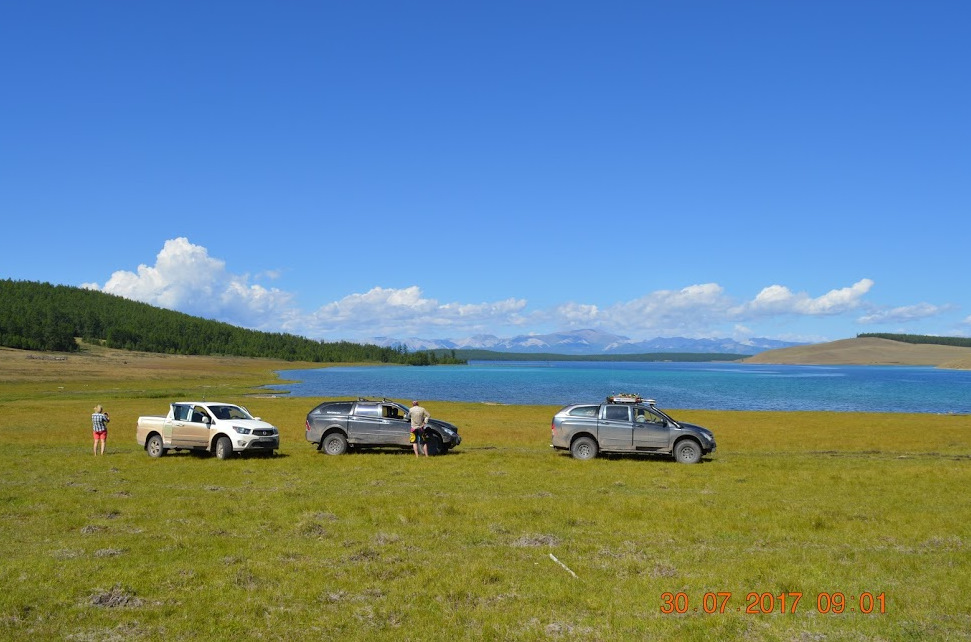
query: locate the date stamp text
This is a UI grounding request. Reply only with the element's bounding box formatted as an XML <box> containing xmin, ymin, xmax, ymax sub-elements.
<box><xmin>659</xmin><ymin>591</ymin><xmax>887</xmax><ymax>615</ymax></box>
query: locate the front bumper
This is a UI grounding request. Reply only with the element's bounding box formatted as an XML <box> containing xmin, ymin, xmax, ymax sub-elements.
<box><xmin>237</xmin><ymin>437</ymin><xmax>279</xmax><ymax>451</ymax></box>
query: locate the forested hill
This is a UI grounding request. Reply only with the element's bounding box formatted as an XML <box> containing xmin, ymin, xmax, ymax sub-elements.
<box><xmin>857</xmin><ymin>333</ymin><xmax>971</xmax><ymax>348</ymax></box>
<box><xmin>0</xmin><ymin>279</ymin><xmax>457</xmax><ymax>364</ymax></box>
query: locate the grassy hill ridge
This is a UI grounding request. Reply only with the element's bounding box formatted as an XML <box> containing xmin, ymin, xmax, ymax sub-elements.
<box><xmin>744</xmin><ymin>336</ymin><xmax>971</xmax><ymax>369</ymax></box>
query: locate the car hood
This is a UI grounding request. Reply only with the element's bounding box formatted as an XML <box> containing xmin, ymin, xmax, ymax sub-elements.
<box><xmin>223</xmin><ymin>419</ymin><xmax>276</xmax><ymax>430</ymax></box>
<box><xmin>677</xmin><ymin>422</ymin><xmax>713</xmax><ymax>437</ymax></box>
<box><xmin>429</xmin><ymin>419</ymin><xmax>458</xmax><ymax>433</ymax></box>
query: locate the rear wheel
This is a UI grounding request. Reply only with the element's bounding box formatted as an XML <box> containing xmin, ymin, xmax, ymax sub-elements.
<box><xmin>322</xmin><ymin>432</ymin><xmax>348</xmax><ymax>455</ymax></box>
<box><xmin>146</xmin><ymin>434</ymin><xmax>166</xmax><ymax>458</ymax></box>
<box><xmin>215</xmin><ymin>436</ymin><xmax>233</xmax><ymax>460</ymax></box>
<box><xmin>570</xmin><ymin>436</ymin><xmax>598</xmax><ymax>460</ymax></box>
<box><xmin>674</xmin><ymin>439</ymin><xmax>702</xmax><ymax>464</ymax></box>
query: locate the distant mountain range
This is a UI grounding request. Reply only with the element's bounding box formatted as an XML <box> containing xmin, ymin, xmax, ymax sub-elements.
<box><xmin>370</xmin><ymin>329</ymin><xmax>803</xmax><ymax>355</ymax></box>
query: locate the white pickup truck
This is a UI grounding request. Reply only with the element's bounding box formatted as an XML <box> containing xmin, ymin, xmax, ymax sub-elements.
<box><xmin>136</xmin><ymin>401</ymin><xmax>280</xmax><ymax>459</ymax></box>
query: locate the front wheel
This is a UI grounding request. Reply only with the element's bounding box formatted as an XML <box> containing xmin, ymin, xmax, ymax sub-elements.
<box><xmin>570</xmin><ymin>436</ymin><xmax>598</xmax><ymax>460</ymax></box>
<box><xmin>322</xmin><ymin>432</ymin><xmax>348</xmax><ymax>455</ymax></box>
<box><xmin>674</xmin><ymin>439</ymin><xmax>702</xmax><ymax>464</ymax></box>
<box><xmin>425</xmin><ymin>432</ymin><xmax>444</xmax><ymax>456</ymax></box>
<box><xmin>146</xmin><ymin>434</ymin><xmax>166</xmax><ymax>458</ymax></box>
<box><xmin>215</xmin><ymin>436</ymin><xmax>234</xmax><ymax>460</ymax></box>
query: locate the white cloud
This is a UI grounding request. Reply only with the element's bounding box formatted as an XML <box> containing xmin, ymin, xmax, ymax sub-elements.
<box><xmin>307</xmin><ymin>286</ymin><xmax>529</xmax><ymax>337</ymax></box>
<box><xmin>736</xmin><ymin>279</ymin><xmax>874</xmax><ymax>317</ymax></box>
<box><xmin>84</xmin><ymin>239</ymin><xmax>933</xmax><ymax>343</ymax></box>
<box><xmin>549</xmin><ymin>280</ymin><xmax>882</xmax><ymax>338</ymax></box>
<box><xmin>84</xmin><ymin>237</ymin><xmax>295</xmax><ymax>329</ymax></box>
<box><xmin>592</xmin><ymin>283</ymin><xmax>732</xmax><ymax>336</ymax></box>
<box><xmin>83</xmin><ymin>238</ymin><xmax>532</xmax><ymax>340</ymax></box>
<box><xmin>555</xmin><ymin>302</ymin><xmax>600</xmax><ymax>325</ymax></box>
<box><xmin>858</xmin><ymin>303</ymin><xmax>949</xmax><ymax>324</ymax></box>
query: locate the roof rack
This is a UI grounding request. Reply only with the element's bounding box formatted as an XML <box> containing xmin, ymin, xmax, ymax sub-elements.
<box><xmin>606</xmin><ymin>394</ymin><xmax>656</xmax><ymax>406</ymax></box>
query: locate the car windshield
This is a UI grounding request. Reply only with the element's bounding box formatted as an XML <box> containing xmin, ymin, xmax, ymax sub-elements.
<box><xmin>209</xmin><ymin>405</ymin><xmax>253</xmax><ymax>421</ymax></box>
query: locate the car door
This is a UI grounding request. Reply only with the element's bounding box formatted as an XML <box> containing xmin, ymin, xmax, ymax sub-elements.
<box><xmin>172</xmin><ymin>404</ymin><xmax>212</xmax><ymax>447</ymax></box>
<box><xmin>598</xmin><ymin>405</ymin><xmax>634</xmax><ymax>451</ymax></box>
<box><xmin>632</xmin><ymin>406</ymin><xmax>670</xmax><ymax>450</ymax></box>
<box><xmin>168</xmin><ymin>403</ymin><xmax>195</xmax><ymax>446</ymax></box>
<box><xmin>376</xmin><ymin>403</ymin><xmax>411</xmax><ymax>445</ymax></box>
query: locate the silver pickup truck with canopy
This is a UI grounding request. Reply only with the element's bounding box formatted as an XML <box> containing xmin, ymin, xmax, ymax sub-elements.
<box><xmin>305</xmin><ymin>398</ymin><xmax>461</xmax><ymax>456</ymax></box>
<box><xmin>551</xmin><ymin>395</ymin><xmax>716</xmax><ymax>463</ymax></box>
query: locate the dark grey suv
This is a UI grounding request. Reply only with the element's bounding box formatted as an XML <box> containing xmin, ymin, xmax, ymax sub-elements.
<box><xmin>305</xmin><ymin>398</ymin><xmax>462</xmax><ymax>456</ymax></box>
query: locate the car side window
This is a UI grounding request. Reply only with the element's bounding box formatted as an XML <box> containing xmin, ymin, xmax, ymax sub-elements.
<box><xmin>173</xmin><ymin>404</ymin><xmax>191</xmax><ymax>421</ymax></box>
<box><xmin>568</xmin><ymin>405</ymin><xmax>599</xmax><ymax>417</ymax></box>
<box><xmin>604</xmin><ymin>406</ymin><xmax>630</xmax><ymax>421</ymax></box>
<box><xmin>194</xmin><ymin>406</ymin><xmax>214</xmax><ymax>423</ymax></box>
<box><xmin>634</xmin><ymin>407</ymin><xmax>665</xmax><ymax>424</ymax></box>
<box><xmin>318</xmin><ymin>402</ymin><xmax>353</xmax><ymax>415</ymax></box>
<box><xmin>353</xmin><ymin>404</ymin><xmax>381</xmax><ymax>418</ymax></box>
<box><xmin>382</xmin><ymin>405</ymin><xmax>403</xmax><ymax>419</ymax></box>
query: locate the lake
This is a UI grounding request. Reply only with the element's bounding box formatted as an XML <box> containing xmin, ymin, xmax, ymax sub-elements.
<box><xmin>267</xmin><ymin>361</ymin><xmax>971</xmax><ymax>414</ymax></box>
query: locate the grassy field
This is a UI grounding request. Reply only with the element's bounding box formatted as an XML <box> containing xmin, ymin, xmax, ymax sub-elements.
<box><xmin>1</xmin><ymin>346</ymin><xmax>969</xmax><ymax>640</ymax></box>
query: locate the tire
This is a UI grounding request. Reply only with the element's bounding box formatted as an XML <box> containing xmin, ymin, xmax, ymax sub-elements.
<box><xmin>674</xmin><ymin>439</ymin><xmax>702</xmax><ymax>464</ymax></box>
<box><xmin>215</xmin><ymin>436</ymin><xmax>234</xmax><ymax>460</ymax></box>
<box><xmin>146</xmin><ymin>434</ymin><xmax>166</xmax><ymax>458</ymax></box>
<box><xmin>322</xmin><ymin>432</ymin><xmax>348</xmax><ymax>455</ymax></box>
<box><xmin>425</xmin><ymin>432</ymin><xmax>444</xmax><ymax>456</ymax></box>
<box><xmin>570</xmin><ymin>436</ymin><xmax>598</xmax><ymax>460</ymax></box>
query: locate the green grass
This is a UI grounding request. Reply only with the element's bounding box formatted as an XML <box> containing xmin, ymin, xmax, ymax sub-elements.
<box><xmin>1</xmin><ymin>352</ymin><xmax>969</xmax><ymax>640</ymax></box>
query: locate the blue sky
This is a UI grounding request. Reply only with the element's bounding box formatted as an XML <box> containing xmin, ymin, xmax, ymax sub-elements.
<box><xmin>2</xmin><ymin>1</ymin><xmax>969</xmax><ymax>345</ymax></box>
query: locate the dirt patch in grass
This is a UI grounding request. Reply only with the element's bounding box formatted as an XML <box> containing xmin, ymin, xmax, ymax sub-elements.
<box><xmin>349</xmin><ymin>547</ymin><xmax>380</xmax><ymax>562</ymax></box>
<box><xmin>511</xmin><ymin>533</ymin><xmax>559</xmax><ymax>547</ymax></box>
<box><xmin>87</xmin><ymin>584</ymin><xmax>143</xmax><ymax>608</ymax></box>
<box><xmin>94</xmin><ymin>548</ymin><xmax>125</xmax><ymax>558</ymax></box>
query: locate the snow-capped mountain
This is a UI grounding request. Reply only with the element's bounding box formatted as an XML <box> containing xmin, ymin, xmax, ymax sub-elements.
<box><xmin>369</xmin><ymin>329</ymin><xmax>803</xmax><ymax>355</ymax></box>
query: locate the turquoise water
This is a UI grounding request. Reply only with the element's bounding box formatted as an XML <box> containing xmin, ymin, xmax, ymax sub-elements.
<box><xmin>269</xmin><ymin>361</ymin><xmax>971</xmax><ymax>414</ymax></box>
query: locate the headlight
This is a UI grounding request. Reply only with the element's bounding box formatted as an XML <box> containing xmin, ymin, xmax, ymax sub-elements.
<box><xmin>234</xmin><ymin>426</ymin><xmax>252</xmax><ymax>435</ymax></box>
